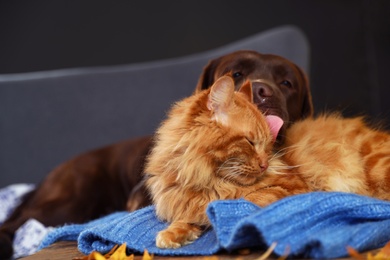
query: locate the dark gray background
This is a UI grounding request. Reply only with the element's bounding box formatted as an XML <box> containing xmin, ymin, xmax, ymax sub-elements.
<box><xmin>1</xmin><ymin>0</ymin><xmax>389</xmax><ymax>121</ymax></box>
<box><xmin>0</xmin><ymin>0</ymin><xmax>389</xmax><ymax>122</ymax></box>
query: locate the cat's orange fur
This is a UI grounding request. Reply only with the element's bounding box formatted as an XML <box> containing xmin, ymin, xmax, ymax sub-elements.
<box><xmin>145</xmin><ymin>75</ymin><xmax>390</xmax><ymax>249</ymax></box>
<box><xmin>283</xmin><ymin>115</ymin><xmax>390</xmax><ymax>198</ymax></box>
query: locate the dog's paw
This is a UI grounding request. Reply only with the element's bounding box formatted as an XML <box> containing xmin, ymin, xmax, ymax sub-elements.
<box><xmin>155</xmin><ymin>222</ymin><xmax>202</xmax><ymax>249</ymax></box>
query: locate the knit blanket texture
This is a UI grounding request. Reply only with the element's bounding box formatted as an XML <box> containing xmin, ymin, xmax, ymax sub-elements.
<box><xmin>39</xmin><ymin>192</ymin><xmax>390</xmax><ymax>259</ymax></box>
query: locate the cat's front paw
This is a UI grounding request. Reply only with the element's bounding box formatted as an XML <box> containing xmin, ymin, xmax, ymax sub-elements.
<box><xmin>156</xmin><ymin>222</ymin><xmax>202</xmax><ymax>249</ymax></box>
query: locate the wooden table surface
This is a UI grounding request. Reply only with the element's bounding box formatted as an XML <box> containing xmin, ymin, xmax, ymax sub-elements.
<box><xmin>21</xmin><ymin>241</ymin><xmax>277</xmax><ymax>260</ymax></box>
<box><xmin>21</xmin><ymin>241</ymin><xmax>379</xmax><ymax>260</ymax></box>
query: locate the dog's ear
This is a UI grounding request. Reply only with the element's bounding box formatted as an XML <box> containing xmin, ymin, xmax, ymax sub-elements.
<box><xmin>195</xmin><ymin>57</ymin><xmax>221</xmax><ymax>94</ymax></box>
<box><xmin>294</xmin><ymin>64</ymin><xmax>314</xmax><ymax>118</ymax></box>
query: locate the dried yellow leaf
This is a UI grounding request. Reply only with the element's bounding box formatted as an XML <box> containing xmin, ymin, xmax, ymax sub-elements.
<box><xmin>142</xmin><ymin>249</ymin><xmax>153</xmax><ymax>260</ymax></box>
<box><xmin>109</xmin><ymin>243</ymin><xmax>128</xmax><ymax>260</ymax></box>
<box><xmin>73</xmin><ymin>244</ymin><xmax>140</xmax><ymax>260</ymax></box>
<box><xmin>348</xmin><ymin>240</ymin><xmax>390</xmax><ymax>260</ymax></box>
<box><xmin>92</xmin><ymin>252</ymin><xmax>108</xmax><ymax>260</ymax></box>
<box><xmin>372</xmin><ymin>240</ymin><xmax>390</xmax><ymax>259</ymax></box>
<box><xmin>104</xmin><ymin>245</ymin><xmax>120</xmax><ymax>258</ymax></box>
<box><xmin>347</xmin><ymin>246</ymin><xmax>365</xmax><ymax>260</ymax></box>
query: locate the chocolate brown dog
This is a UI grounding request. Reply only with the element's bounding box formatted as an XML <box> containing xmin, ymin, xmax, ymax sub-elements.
<box><xmin>0</xmin><ymin>50</ymin><xmax>313</xmax><ymax>259</ymax></box>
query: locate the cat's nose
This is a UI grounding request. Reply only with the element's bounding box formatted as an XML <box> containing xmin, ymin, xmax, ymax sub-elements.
<box><xmin>259</xmin><ymin>161</ymin><xmax>268</xmax><ymax>172</ymax></box>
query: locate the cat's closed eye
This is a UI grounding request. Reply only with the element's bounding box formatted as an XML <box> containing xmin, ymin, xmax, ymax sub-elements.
<box><xmin>245</xmin><ymin>137</ymin><xmax>255</xmax><ymax>146</ymax></box>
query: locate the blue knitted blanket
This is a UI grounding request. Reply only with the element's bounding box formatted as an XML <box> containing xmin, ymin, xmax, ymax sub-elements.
<box><xmin>39</xmin><ymin>192</ymin><xmax>390</xmax><ymax>259</ymax></box>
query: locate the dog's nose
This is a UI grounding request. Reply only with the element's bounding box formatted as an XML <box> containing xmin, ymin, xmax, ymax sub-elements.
<box><xmin>252</xmin><ymin>82</ymin><xmax>273</xmax><ymax>98</ymax></box>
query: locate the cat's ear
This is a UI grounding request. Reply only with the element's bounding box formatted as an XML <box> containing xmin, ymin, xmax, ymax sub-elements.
<box><xmin>207</xmin><ymin>76</ymin><xmax>235</xmax><ymax>125</ymax></box>
<box><xmin>238</xmin><ymin>80</ymin><xmax>253</xmax><ymax>103</ymax></box>
<box><xmin>265</xmin><ymin>115</ymin><xmax>284</xmax><ymax>142</ymax></box>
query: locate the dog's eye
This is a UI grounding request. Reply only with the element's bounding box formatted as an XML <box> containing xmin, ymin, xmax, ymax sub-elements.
<box><xmin>280</xmin><ymin>80</ymin><xmax>292</xmax><ymax>88</ymax></box>
<box><xmin>232</xmin><ymin>72</ymin><xmax>243</xmax><ymax>78</ymax></box>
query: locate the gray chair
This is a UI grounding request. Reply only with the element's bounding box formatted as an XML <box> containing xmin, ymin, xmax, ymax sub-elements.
<box><xmin>0</xmin><ymin>25</ymin><xmax>310</xmax><ymax>187</ymax></box>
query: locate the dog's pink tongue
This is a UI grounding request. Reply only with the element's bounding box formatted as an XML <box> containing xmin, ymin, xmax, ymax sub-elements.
<box><xmin>265</xmin><ymin>115</ymin><xmax>284</xmax><ymax>142</ymax></box>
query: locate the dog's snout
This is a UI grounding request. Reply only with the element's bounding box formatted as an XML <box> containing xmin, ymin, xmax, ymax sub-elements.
<box><xmin>252</xmin><ymin>81</ymin><xmax>274</xmax><ymax>103</ymax></box>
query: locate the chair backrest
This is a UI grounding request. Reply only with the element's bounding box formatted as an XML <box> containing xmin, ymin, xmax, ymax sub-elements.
<box><xmin>0</xmin><ymin>25</ymin><xmax>310</xmax><ymax>186</ymax></box>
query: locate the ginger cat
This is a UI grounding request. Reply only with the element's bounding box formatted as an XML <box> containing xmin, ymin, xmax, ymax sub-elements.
<box><xmin>145</xmin><ymin>75</ymin><xmax>390</xmax><ymax>249</ymax></box>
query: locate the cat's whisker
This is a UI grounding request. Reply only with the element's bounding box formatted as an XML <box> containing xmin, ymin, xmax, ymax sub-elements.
<box><xmin>226</xmin><ymin>171</ymin><xmax>241</xmax><ymax>180</ymax></box>
<box><xmin>217</xmin><ymin>158</ymin><xmax>247</xmax><ymax>182</ymax></box>
<box><xmin>217</xmin><ymin>158</ymin><xmax>242</xmax><ymax>171</ymax></box>
<box><xmin>220</xmin><ymin>167</ymin><xmax>242</xmax><ymax>178</ymax></box>
<box><xmin>217</xmin><ymin>158</ymin><xmax>235</xmax><ymax>173</ymax></box>
<box><xmin>270</xmin><ymin>144</ymin><xmax>303</xmax><ymax>160</ymax></box>
<box><xmin>267</xmin><ymin>162</ymin><xmax>310</xmax><ymax>175</ymax></box>
<box><xmin>270</xmin><ymin>146</ymin><xmax>290</xmax><ymax>158</ymax></box>
<box><xmin>220</xmin><ymin>169</ymin><xmax>240</xmax><ymax>182</ymax></box>
<box><xmin>269</xmin><ymin>164</ymin><xmax>302</xmax><ymax>170</ymax></box>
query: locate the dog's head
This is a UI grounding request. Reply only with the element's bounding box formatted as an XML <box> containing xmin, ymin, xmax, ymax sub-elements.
<box><xmin>195</xmin><ymin>50</ymin><xmax>313</xmax><ymax>144</ymax></box>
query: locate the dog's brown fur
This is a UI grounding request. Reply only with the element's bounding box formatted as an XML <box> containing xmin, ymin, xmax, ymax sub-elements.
<box><xmin>0</xmin><ymin>50</ymin><xmax>313</xmax><ymax>259</ymax></box>
<box><xmin>196</xmin><ymin>51</ymin><xmax>313</xmax><ymax>142</ymax></box>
